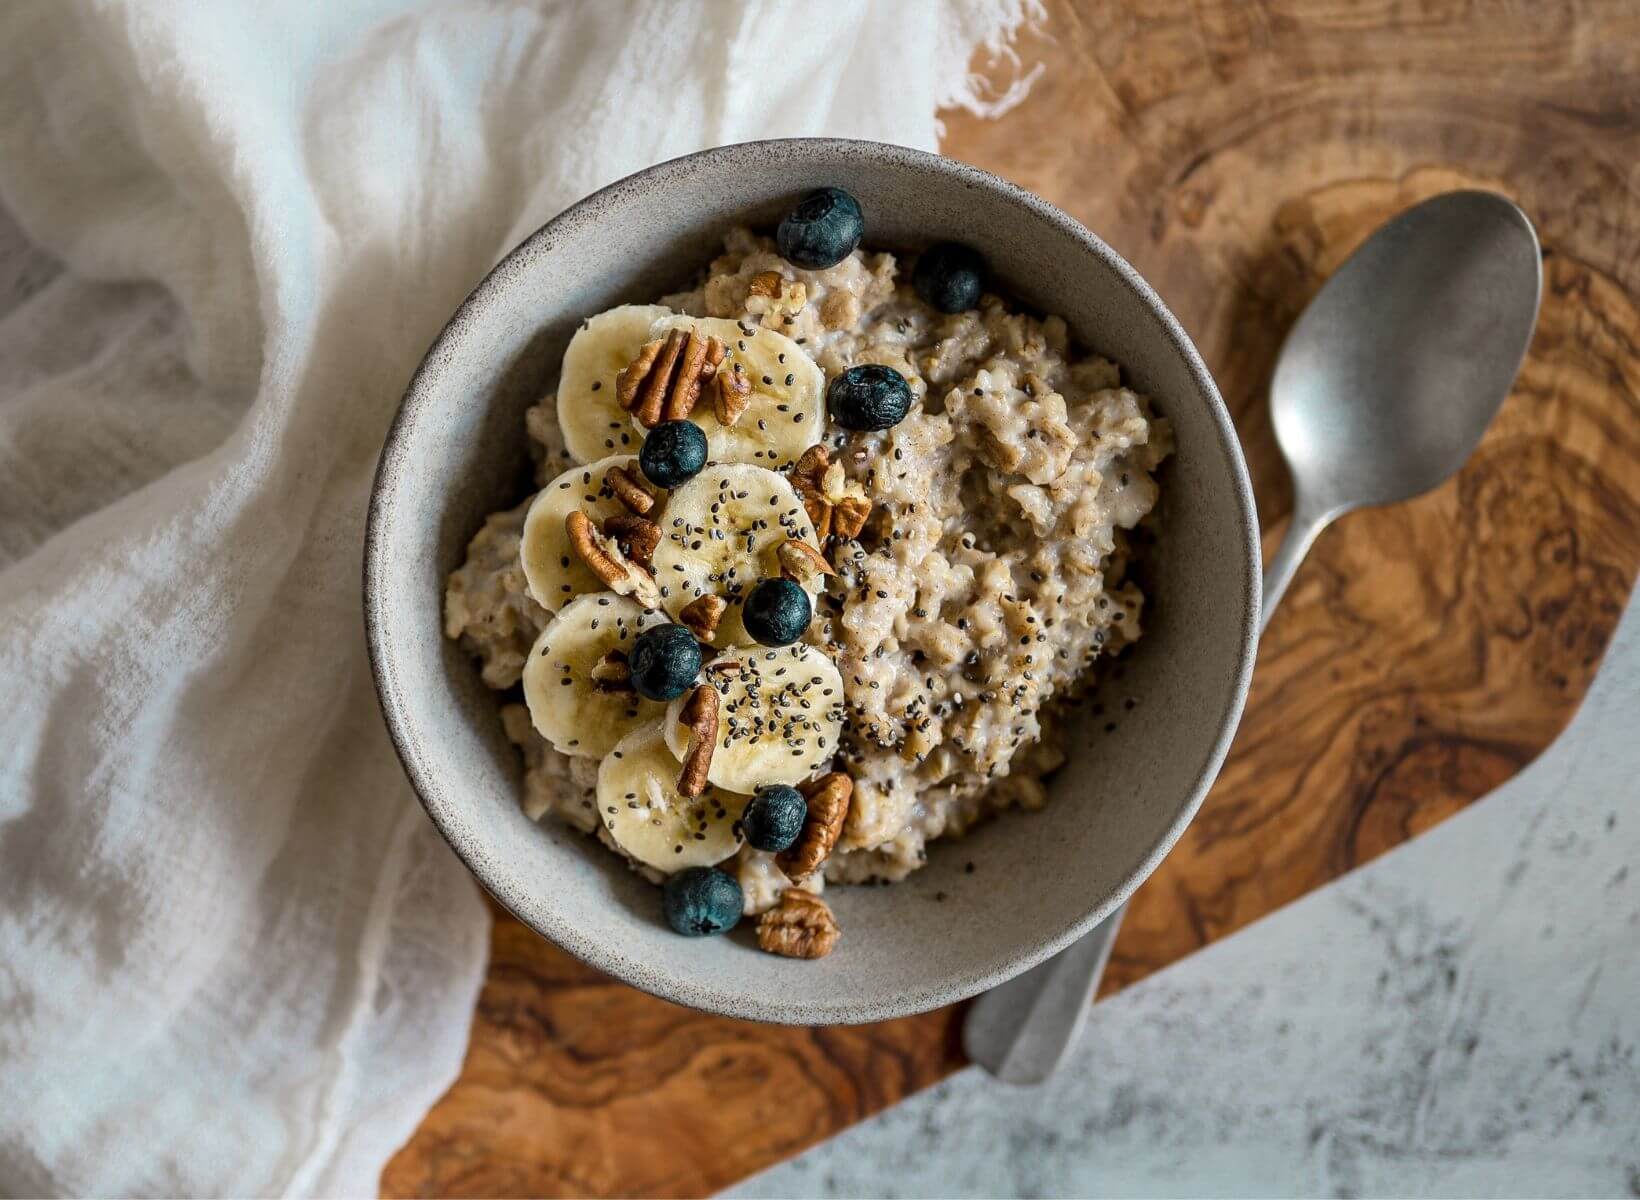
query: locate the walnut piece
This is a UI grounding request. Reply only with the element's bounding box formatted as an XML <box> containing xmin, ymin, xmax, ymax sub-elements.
<box><xmin>617</xmin><ymin>329</ymin><xmax>724</xmax><ymax>428</ymax></box>
<box><xmin>606</xmin><ymin>465</ymin><xmax>657</xmax><ymax>515</ymax></box>
<box><xmin>777</xmin><ymin>772</ymin><xmax>852</xmax><ymax>879</ymax></box>
<box><xmin>757</xmin><ymin>889</ymin><xmax>840</xmax><ymax>959</ymax></box>
<box><xmin>679</xmin><ymin>593</ymin><xmax>726</xmax><ymax>641</ymax></box>
<box><xmin>602</xmin><ymin>513</ymin><xmax>661</xmax><ymax>567</ymax></box>
<box><xmin>676</xmin><ymin>684</ymin><xmax>719</xmax><ymax>798</ymax></box>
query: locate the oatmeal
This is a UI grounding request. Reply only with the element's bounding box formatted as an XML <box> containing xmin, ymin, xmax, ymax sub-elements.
<box><xmin>445</xmin><ymin>188</ymin><xmax>1170</xmax><ymax>955</ymax></box>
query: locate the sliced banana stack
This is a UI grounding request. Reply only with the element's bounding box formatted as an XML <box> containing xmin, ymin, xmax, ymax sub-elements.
<box><xmin>521</xmin><ymin>453</ymin><xmax>655</xmax><ymax>613</ymax></box>
<box><xmin>597</xmin><ymin>721</ymin><xmax>749</xmax><ymax>871</ymax></box>
<box><xmin>664</xmin><ymin>643</ymin><xmax>845</xmax><ymax>793</ymax></box>
<box><xmin>650</xmin><ymin>462</ymin><xmax>822</xmax><ymax>646</ymax></box>
<box><xmin>556</xmin><ymin>304</ymin><xmax>674</xmax><ymax>464</ymax></box>
<box><xmin>654</xmin><ymin>314</ymin><xmax>825</xmax><ymax>467</ymax></box>
<box><xmin>521</xmin><ymin>593</ymin><xmax>668</xmax><ymax>758</ymax></box>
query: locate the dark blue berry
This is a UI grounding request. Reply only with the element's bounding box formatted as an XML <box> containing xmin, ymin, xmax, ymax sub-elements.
<box><xmin>741</xmin><ymin>578</ymin><xmax>811</xmax><ymax>647</ymax></box>
<box><xmin>827</xmin><ymin>363</ymin><xmax>913</xmax><ymax>432</ymax></box>
<box><xmin>776</xmin><ymin>187</ymin><xmax>864</xmax><ymax>270</ymax></box>
<box><xmin>663</xmin><ymin>867</ymin><xmax>742</xmax><ymax>937</ymax></box>
<box><xmin>639</xmin><ymin>420</ymin><xmax>708</xmax><ymax>489</ymax></box>
<box><xmin>628</xmin><ymin>623</ymin><xmax>702</xmax><ymax>701</ymax></box>
<box><xmin>912</xmin><ymin>242</ymin><xmax>986</xmax><ymax>313</ymax></box>
<box><xmin>742</xmin><ymin>785</ymin><xmax>807</xmax><ymax>853</ymax></box>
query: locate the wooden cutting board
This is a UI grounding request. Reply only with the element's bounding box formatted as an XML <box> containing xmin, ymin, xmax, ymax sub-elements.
<box><xmin>384</xmin><ymin>2</ymin><xmax>1640</xmax><ymax>1195</ymax></box>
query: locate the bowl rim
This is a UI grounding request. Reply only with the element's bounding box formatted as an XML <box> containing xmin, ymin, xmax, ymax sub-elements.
<box><xmin>365</xmin><ymin>136</ymin><xmax>1261</xmax><ymax>1024</ymax></box>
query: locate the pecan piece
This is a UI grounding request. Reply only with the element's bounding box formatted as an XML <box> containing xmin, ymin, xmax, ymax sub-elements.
<box><xmin>589</xmin><ymin>649</ymin><xmax>632</xmax><ymax>692</ymax></box>
<box><xmin>792</xmin><ymin>443</ymin><xmax>830</xmax><ymax>489</ymax></box>
<box><xmin>606</xmin><ymin>465</ymin><xmax>657</xmax><ymax>515</ymax></box>
<box><xmin>777</xmin><ymin>772</ymin><xmax>852</xmax><ymax>879</ymax></box>
<box><xmin>831</xmin><ymin>496</ymin><xmax>872</xmax><ymax>539</ymax></box>
<box><xmin>757</xmin><ymin>889</ymin><xmax>840</xmax><ymax>959</ymax></box>
<box><xmin>715</xmin><ymin>361</ymin><xmax>753</xmax><ymax>426</ymax></box>
<box><xmin>789</xmin><ymin>443</ymin><xmax>833</xmax><ymax>534</ymax></box>
<box><xmin>679</xmin><ymin>594</ymin><xmax>726</xmax><ymax>641</ymax></box>
<box><xmin>776</xmin><ymin>538</ymin><xmax>835</xmax><ymax>585</ymax></box>
<box><xmin>602</xmin><ymin>513</ymin><xmax>661</xmax><ymax>567</ymax></box>
<box><xmin>676</xmin><ymin>684</ymin><xmax>719</xmax><ymax>798</ymax></box>
<box><xmin>617</xmin><ymin>329</ymin><xmax>724</xmax><ymax>428</ymax></box>
<box><xmin>747</xmin><ymin>270</ymin><xmax>785</xmax><ymax>298</ymax></box>
<box><xmin>787</xmin><ymin>444</ymin><xmax>872</xmax><ymax>541</ymax></box>
<box><xmin>565</xmin><ymin>510</ymin><xmax>661</xmax><ymax>609</ymax></box>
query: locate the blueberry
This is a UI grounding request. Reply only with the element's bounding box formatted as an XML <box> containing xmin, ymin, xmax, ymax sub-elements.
<box><xmin>912</xmin><ymin>242</ymin><xmax>987</xmax><ymax>313</ymax></box>
<box><xmin>742</xmin><ymin>784</ymin><xmax>807</xmax><ymax>853</ymax></box>
<box><xmin>827</xmin><ymin>363</ymin><xmax>913</xmax><ymax>432</ymax></box>
<box><xmin>741</xmin><ymin>578</ymin><xmax>812</xmax><ymax>647</ymax></box>
<box><xmin>663</xmin><ymin>867</ymin><xmax>743</xmax><ymax>937</ymax></box>
<box><xmin>776</xmin><ymin>187</ymin><xmax>864</xmax><ymax>270</ymax></box>
<box><xmin>639</xmin><ymin>420</ymin><xmax>708</xmax><ymax>489</ymax></box>
<box><xmin>628</xmin><ymin>623</ymin><xmax>702</xmax><ymax>701</ymax></box>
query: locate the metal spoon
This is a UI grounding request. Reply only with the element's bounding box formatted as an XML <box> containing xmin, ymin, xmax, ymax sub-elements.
<box><xmin>965</xmin><ymin>190</ymin><xmax>1543</xmax><ymax>1085</ymax></box>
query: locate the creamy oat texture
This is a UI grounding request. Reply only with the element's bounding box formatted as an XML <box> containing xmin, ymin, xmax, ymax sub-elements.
<box><xmin>446</xmin><ymin>228</ymin><xmax>1170</xmax><ymax>909</ymax></box>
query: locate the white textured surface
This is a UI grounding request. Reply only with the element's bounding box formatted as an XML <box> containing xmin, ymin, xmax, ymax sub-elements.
<box><xmin>0</xmin><ymin>3</ymin><xmax>1039</xmax><ymax>1194</ymax></box>
<box><xmin>730</xmin><ymin>591</ymin><xmax>1640</xmax><ymax>1198</ymax></box>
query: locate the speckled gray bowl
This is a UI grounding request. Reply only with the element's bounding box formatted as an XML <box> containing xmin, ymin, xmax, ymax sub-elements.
<box><xmin>366</xmin><ymin>139</ymin><xmax>1259</xmax><ymax>1024</ymax></box>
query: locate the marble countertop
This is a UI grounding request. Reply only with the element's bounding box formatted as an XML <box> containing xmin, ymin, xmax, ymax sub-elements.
<box><xmin>730</xmin><ymin>591</ymin><xmax>1640</xmax><ymax>1198</ymax></box>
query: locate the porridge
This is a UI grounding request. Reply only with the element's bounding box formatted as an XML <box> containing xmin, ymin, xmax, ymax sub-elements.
<box><xmin>445</xmin><ymin>187</ymin><xmax>1171</xmax><ymax>956</ymax></box>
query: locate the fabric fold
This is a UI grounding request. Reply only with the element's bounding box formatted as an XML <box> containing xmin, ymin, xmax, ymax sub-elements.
<box><xmin>0</xmin><ymin>1</ymin><xmax>1040</xmax><ymax>1194</ymax></box>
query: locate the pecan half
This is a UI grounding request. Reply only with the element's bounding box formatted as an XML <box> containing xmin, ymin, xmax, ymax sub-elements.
<box><xmin>565</xmin><ymin>510</ymin><xmax>660</xmax><ymax>609</ymax></box>
<box><xmin>589</xmin><ymin>649</ymin><xmax>632</xmax><ymax>692</ymax></box>
<box><xmin>777</xmin><ymin>772</ymin><xmax>852</xmax><ymax>879</ymax></box>
<box><xmin>617</xmin><ymin>329</ymin><xmax>724</xmax><ymax>428</ymax></box>
<box><xmin>757</xmin><ymin>889</ymin><xmax>840</xmax><ymax>959</ymax></box>
<box><xmin>606</xmin><ymin>465</ymin><xmax>657</xmax><ymax>515</ymax></box>
<box><xmin>602</xmin><ymin>513</ymin><xmax>661</xmax><ymax>567</ymax></box>
<box><xmin>676</xmin><ymin>684</ymin><xmax>719</xmax><ymax>798</ymax></box>
<box><xmin>715</xmin><ymin>362</ymin><xmax>753</xmax><ymax>426</ymax></box>
<box><xmin>776</xmin><ymin>538</ymin><xmax>835</xmax><ymax>585</ymax></box>
<box><xmin>679</xmin><ymin>594</ymin><xmax>726</xmax><ymax>641</ymax></box>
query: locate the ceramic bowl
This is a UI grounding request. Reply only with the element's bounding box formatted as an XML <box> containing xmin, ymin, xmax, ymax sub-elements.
<box><xmin>365</xmin><ymin>139</ymin><xmax>1259</xmax><ymax>1024</ymax></box>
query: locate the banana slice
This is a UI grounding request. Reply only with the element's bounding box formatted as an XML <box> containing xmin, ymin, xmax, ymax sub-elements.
<box><xmin>597</xmin><ymin>721</ymin><xmax>749</xmax><ymax>871</ymax></box>
<box><xmin>556</xmin><ymin>304</ymin><xmax>674</xmax><ymax>464</ymax></box>
<box><xmin>650</xmin><ymin>462</ymin><xmax>822</xmax><ymax>647</ymax></box>
<box><xmin>521</xmin><ymin>593</ymin><xmax>668</xmax><ymax>758</ymax></box>
<box><xmin>664</xmin><ymin>643</ymin><xmax>845</xmax><ymax>792</ymax></box>
<box><xmin>521</xmin><ymin>453</ymin><xmax>651</xmax><ymax>614</ymax></box>
<box><xmin>655</xmin><ymin>314</ymin><xmax>825</xmax><ymax>468</ymax></box>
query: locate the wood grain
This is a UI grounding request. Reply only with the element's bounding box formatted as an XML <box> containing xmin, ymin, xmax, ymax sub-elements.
<box><xmin>385</xmin><ymin>3</ymin><xmax>1640</xmax><ymax>1195</ymax></box>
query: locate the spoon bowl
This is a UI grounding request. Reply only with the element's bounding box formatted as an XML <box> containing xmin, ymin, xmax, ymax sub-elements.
<box><xmin>1259</xmin><ymin>191</ymin><xmax>1542</xmax><ymax>621</ymax></box>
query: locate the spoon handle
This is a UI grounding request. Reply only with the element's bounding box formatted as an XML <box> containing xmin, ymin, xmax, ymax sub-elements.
<box><xmin>1257</xmin><ymin>499</ymin><xmax>1336</xmax><ymax>632</ymax></box>
<box><xmin>963</xmin><ymin>901</ymin><xmax>1125</xmax><ymax>1084</ymax></box>
<box><xmin>964</xmin><ymin>504</ymin><xmax>1330</xmax><ymax>1082</ymax></box>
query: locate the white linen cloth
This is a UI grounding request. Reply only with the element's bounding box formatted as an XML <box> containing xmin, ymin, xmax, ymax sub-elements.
<box><xmin>0</xmin><ymin>1</ymin><xmax>1040</xmax><ymax>1195</ymax></box>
